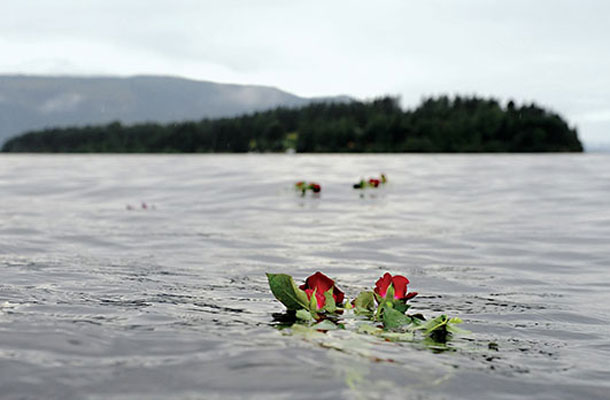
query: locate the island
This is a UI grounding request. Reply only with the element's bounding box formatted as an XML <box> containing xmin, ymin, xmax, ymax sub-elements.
<box><xmin>1</xmin><ymin>96</ymin><xmax>583</xmax><ymax>153</ymax></box>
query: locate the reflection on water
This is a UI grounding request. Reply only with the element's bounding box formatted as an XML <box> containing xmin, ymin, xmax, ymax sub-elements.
<box><xmin>0</xmin><ymin>154</ymin><xmax>609</xmax><ymax>399</ymax></box>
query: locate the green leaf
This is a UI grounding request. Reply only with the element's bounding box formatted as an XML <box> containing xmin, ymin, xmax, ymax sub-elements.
<box><xmin>266</xmin><ymin>273</ymin><xmax>309</xmax><ymax>310</ymax></box>
<box><xmin>353</xmin><ymin>291</ymin><xmax>375</xmax><ymax>311</ymax></box>
<box><xmin>407</xmin><ymin>313</ymin><xmax>425</xmax><ymax>327</ymax></box>
<box><xmin>313</xmin><ymin>319</ymin><xmax>338</xmax><ymax>331</ymax></box>
<box><xmin>308</xmin><ymin>288</ymin><xmax>320</xmax><ymax>313</ymax></box>
<box><xmin>322</xmin><ymin>290</ymin><xmax>336</xmax><ymax>313</ymax></box>
<box><xmin>446</xmin><ymin>317</ymin><xmax>469</xmax><ymax>334</ymax></box>
<box><xmin>416</xmin><ymin>314</ymin><xmax>449</xmax><ymax>333</ymax></box>
<box><xmin>446</xmin><ymin>325</ymin><xmax>470</xmax><ymax>335</ymax></box>
<box><xmin>382</xmin><ymin>305</ymin><xmax>413</xmax><ymax>330</ymax></box>
<box><xmin>379</xmin><ymin>331</ymin><xmax>415</xmax><ymax>342</ymax></box>
<box><xmin>392</xmin><ymin>300</ymin><xmax>410</xmax><ymax>314</ymax></box>
<box><xmin>290</xmin><ymin>324</ymin><xmax>326</xmax><ymax>339</ymax></box>
<box><xmin>414</xmin><ymin>314</ymin><xmax>468</xmax><ymax>343</ymax></box>
<box><xmin>356</xmin><ymin>324</ymin><xmax>414</xmax><ymax>341</ymax></box>
<box><xmin>357</xmin><ymin>324</ymin><xmax>382</xmax><ymax>335</ymax></box>
<box><xmin>385</xmin><ymin>284</ymin><xmax>395</xmax><ymax>301</ymax></box>
<box><xmin>421</xmin><ymin>319</ymin><xmax>449</xmax><ymax>343</ymax></box>
<box><xmin>295</xmin><ymin>309</ymin><xmax>314</xmax><ymax>322</ymax></box>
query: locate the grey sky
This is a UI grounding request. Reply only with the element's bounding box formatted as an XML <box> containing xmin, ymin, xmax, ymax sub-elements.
<box><xmin>2</xmin><ymin>0</ymin><xmax>609</xmax><ymax>145</ymax></box>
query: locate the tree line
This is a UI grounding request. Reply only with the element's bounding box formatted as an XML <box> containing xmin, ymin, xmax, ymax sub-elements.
<box><xmin>1</xmin><ymin>96</ymin><xmax>583</xmax><ymax>153</ymax></box>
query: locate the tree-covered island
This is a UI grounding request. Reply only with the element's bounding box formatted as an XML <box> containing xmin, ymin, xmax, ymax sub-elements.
<box><xmin>1</xmin><ymin>96</ymin><xmax>583</xmax><ymax>153</ymax></box>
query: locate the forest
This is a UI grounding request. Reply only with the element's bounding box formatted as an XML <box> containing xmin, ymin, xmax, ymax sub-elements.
<box><xmin>1</xmin><ymin>96</ymin><xmax>583</xmax><ymax>153</ymax></box>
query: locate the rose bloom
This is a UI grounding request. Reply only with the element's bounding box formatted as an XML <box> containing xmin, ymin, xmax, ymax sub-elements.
<box><xmin>374</xmin><ymin>272</ymin><xmax>417</xmax><ymax>301</ymax></box>
<box><xmin>309</xmin><ymin>183</ymin><xmax>321</xmax><ymax>193</ymax></box>
<box><xmin>368</xmin><ymin>178</ymin><xmax>380</xmax><ymax>187</ymax></box>
<box><xmin>300</xmin><ymin>271</ymin><xmax>344</xmax><ymax>309</ymax></box>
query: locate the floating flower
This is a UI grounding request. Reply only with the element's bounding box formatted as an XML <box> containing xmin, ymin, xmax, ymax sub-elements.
<box><xmin>295</xmin><ymin>181</ymin><xmax>321</xmax><ymax>195</ymax></box>
<box><xmin>309</xmin><ymin>183</ymin><xmax>321</xmax><ymax>193</ymax></box>
<box><xmin>374</xmin><ymin>272</ymin><xmax>417</xmax><ymax>301</ymax></box>
<box><xmin>266</xmin><ymin>271</ymin><xmax>464</xmax><ymax>343</ymax></box>
<box><xmin>353</xmin><ymin>174</ymin><xmax>387</xmax><ymax>189</ymax></box>
<box><xmin>299</xmin><ymin>271</ymin><xmax>344</xmax><ymax>309</ymax></box>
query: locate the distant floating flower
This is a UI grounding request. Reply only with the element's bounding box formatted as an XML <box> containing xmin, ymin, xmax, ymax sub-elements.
<box><xmin>295</xmin><ymin>181</ymin><xmax>321</xmax><ymax>195</ymax></box>
<box><xmin>126</xmin><ymin>202</ymin><xmax>156</xmax><ymax>211</ymax></box>
<box><xmin>353</xmin><ymin>174</ymin><xmax>388</xmax><ymax>189</ymax></box>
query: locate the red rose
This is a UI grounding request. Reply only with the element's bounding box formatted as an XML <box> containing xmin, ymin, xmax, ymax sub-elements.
<box><xmin>374</xmin><ymin>272</ymin><xmax>417</xmax><ymax>301</ymax></box>
<box><xmin>368</xmin><ymin>178</ymin><xmax>380</xmax><ymax>187</ymax></box>
<box><xmin>299</xmin><ymin>271</ymin><xmax>344</xmax><ymax>309</ymax></box>
<box><xmin>309</xmin><ymin>183</ymin><xmax>321</xmax><ymax>193</ymax></box>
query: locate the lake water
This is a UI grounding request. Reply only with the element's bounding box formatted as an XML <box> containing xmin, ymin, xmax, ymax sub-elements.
<box><xmin>1</xmin><ymin>154</ymin><xmax>609</xmax><ymax>399</ymax></box>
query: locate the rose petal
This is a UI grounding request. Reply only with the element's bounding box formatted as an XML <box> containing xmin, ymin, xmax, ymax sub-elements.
<box><xmin>300</xmin><ymin>271</ymin><xmax>334</xmax><ymax>293</ymax></box>
<box><xmin>314</xmin><ymin>291</ymin><xmax>326</xmax><ymax>308</ymax></box>
<box><xmin>332</xmin><ymin>286</ymin><xmax>345</xmax><ymax>304</ymax></box>
<box><xmin>374</xmin><ymin>273</ymin><xmax>393</xmax><ymax>298</ymax></box>
<box><xmin>391</xmin><ymin>275</ymin><xmax>410</xmax><ymax>299</ymax></box>
<box><xmin>404</xmin><ymin>291</ymin><xmax>418</xmax><ymax>300</ymax></box>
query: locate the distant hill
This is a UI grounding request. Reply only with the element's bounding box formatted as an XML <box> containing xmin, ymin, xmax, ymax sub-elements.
<box><xmin>2</xmin><ymin>96</ymin><xmax>583</xmax><ymax>153</ymax></box>
<box><xmin>0</xmin><ymin>75</ymin><xmax>351</xmax><ymax>144</ymax></box>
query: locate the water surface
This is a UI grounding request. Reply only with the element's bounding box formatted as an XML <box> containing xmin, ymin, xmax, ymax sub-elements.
<box><xmin>1</xmin><ymin>154</ymin><xmax>609</xmax><ymax>399</ymax></box>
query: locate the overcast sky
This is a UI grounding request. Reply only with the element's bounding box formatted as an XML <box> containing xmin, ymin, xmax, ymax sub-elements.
<box><xmin>2</xmin><ymin>0</ymin><xmax>609</xmax><ymax>146</ymax></box>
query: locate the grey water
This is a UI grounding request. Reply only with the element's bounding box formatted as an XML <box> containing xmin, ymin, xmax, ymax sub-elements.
<box><xmin>1</xmin><ymin>154</ymin><xmax>609</xmax><ymax>400</ymax></box>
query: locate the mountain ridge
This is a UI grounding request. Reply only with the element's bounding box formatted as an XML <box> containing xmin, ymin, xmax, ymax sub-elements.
<box><xmin>0</xmin><ymin>74</ymin><xmax>351</xmax><ymax>144</ymax></box>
